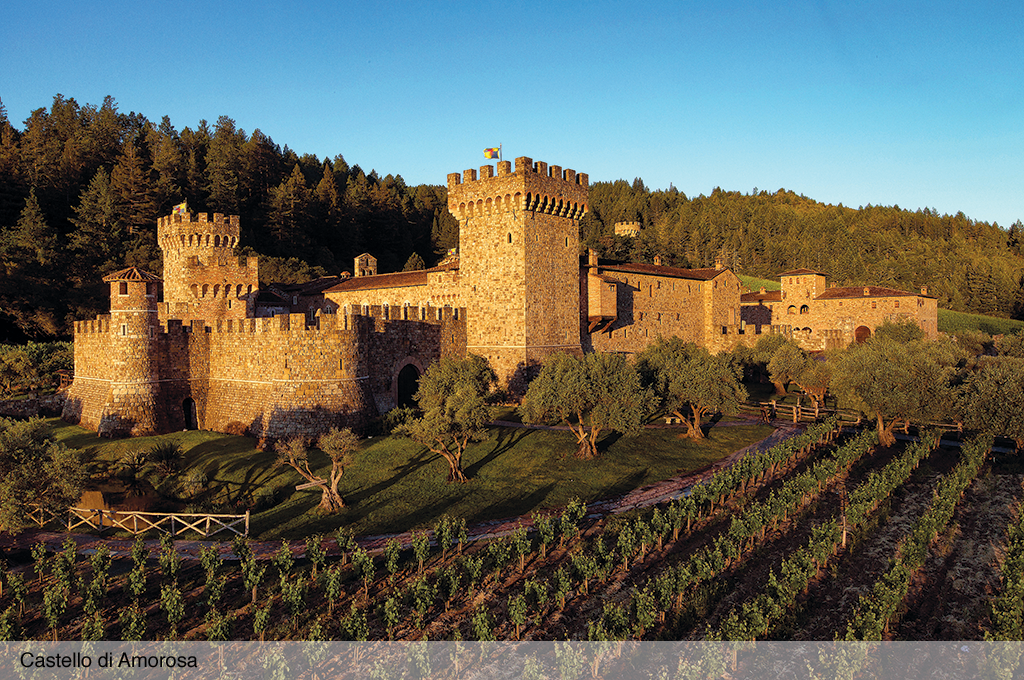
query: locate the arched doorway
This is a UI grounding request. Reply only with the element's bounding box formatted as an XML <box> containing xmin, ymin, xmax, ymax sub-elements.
<box><xmin>854</xmin><ymin>326</ymin><xmax>871</xmax><ymax>344</ymax></box>
<box><xmin>182</xmin><ymin>398</ymin><xmax>198</xmax><ymax>430</ymax></box>
<box><xmin>397</xmin><ymin>364</ymin><xmax>421</xmax><ymax>408</ymax></box>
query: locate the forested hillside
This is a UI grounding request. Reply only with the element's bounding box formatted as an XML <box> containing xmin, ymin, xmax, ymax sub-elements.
<box><xmin>1</xmin><ymin>94</ymin><xmax>1022</xmax><ymax>340</ymax></box>
<box><xmin>0</xmin><ymin>96</ymin><xmax>459</xmax><ymax>339</ymax></box>
<box><xmin>582</xmin><ymin>179</ymin><xmax>1024</xmax><ymax>319</ymax></box>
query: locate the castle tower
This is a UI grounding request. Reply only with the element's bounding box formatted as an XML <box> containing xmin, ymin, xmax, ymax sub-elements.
<box><xmin>447</xmin><ymin>156</ymin><xmax>588</xmax><ymax>391</ymax></box>
<box><xmin>157</xmin><ymin>211</ymin><xmax>259</xmax><ymax>320</ymax></box>
<box><xmin>100</xmin><ymin>267</ymin><xmax>162</xmax><ymax>436</ymax></box>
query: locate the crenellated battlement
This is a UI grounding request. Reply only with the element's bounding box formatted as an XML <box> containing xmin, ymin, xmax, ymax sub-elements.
<box><xmin>447</xmin><ymin>156</ymin><xmax>588</xmax><ymax>221</ymax></box>
<box><xmin>158</xmin><ymin>212</ymin><xmax>242</xmax><ymax>252</ymax></box>
<box><xmin>75</xmin><ymin>304</ymin><xmax>466</xmax><ymax>338</ymax></box>
<box><xmin>157</xmin><ymin>212</ymin><xmax>241</xmax><ymax>231</ymax></box>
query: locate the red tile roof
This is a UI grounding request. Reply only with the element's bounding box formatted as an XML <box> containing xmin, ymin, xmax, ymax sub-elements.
<box><xmin>324</xmin><ymin>261</ymin><xmax>457</xmax><ymax>293</ymax></box>
<box><xmin>598</xmin><ymin>263</ymin><xmax>728</xmax><ymax>281</ymax></box>
<box><xmin>780</xmin><ymin>268</ymin><xmax>827</xmax><ymax>277</ymax></box>
<box><xmin>102</xmin><ymin>267</ymin><xmax>162</xmax><ymax>282</ymax></box>
<box><xmin>815</xmin><ymin>285</ymin><xmax>921</xmax><ymax>300</ymax></box>
<box><xmin>740</xmin><ymin>290</ymin><xmax>783</xmax><ymax>303</ymax></box>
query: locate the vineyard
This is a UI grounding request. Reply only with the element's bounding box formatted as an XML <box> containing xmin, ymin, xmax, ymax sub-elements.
<box><xmin>1</xmin><ymin>419</ymin><xmax>1021</xmax><ymax>642</ymax></box>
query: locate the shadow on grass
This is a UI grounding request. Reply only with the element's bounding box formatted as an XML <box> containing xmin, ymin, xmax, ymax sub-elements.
<box><xmin>589</xmin><ymin>466</ymin><xmax>651</xmax><ymax>499</ymax></box>
<box><xmin>464</xmin><ymin>427</ymin><xmax>536</xmax><ymax>478</ymax></box>
<box><xmin>473</xmin><ymin>482</ymin><xmax>557</xmax><ymax>524</ymax></box>
<box><xmin>343</xmin><ymin>446</ymin><xmax>437</xmax><ymax>506</ymax></box>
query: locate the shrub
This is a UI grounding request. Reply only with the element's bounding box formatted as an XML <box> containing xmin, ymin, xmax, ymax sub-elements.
<box><xmin>224</xmin><ymin>421</ymin><xmax>248</xmax><ymax>436</ymax></box>
<box><xmin>147</xmin><ymin>442</ymin><xmax>184</xmax><ymax>477</ymax></box>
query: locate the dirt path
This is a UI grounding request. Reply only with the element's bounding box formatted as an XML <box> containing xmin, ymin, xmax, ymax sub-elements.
<box><xmin>0</xmin><ymin>420</ymin><xmax>805</xmax><ymax>562</ymax></box>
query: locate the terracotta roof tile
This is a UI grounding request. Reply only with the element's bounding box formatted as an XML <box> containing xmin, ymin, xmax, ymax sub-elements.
<box><xmin>323</xmin><ymin>260</ymin><xmax>459</xmax><ymax>294</ymax></box>
<box><xmin>815</xmin><ymin>285</ymin><xmax>919</xmax><ymax>300</ymax></box>
<box><xmin>101</xmin><ymin>267</ymin><xmax>162</xmax><ymax>283</ymax></box>
<box><xmin>598</xmin><ymin>263</ymin><xmax>728</xmax><ymax>281</ymax></box>
<box><xmin>741</xmin><ymin>290</ymin><xmax>783</xmax><ymax>303</ymax></box>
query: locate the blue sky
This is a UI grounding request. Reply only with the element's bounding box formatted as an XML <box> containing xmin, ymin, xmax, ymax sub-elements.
<box><xmin>3</xmin><ymin>0</ymin><xmax>1022</xmax><ymax>227</ymax></box>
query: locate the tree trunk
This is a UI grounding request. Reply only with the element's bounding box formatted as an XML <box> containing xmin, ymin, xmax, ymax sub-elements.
<box><xmin>876</xmin><ymin>413</ymin><xmax>896</xmax><ymax>447</ymax></box>
<box><xmin>676</xmin><ymin>410</ymin><xmax>705</xmax><ymax>440</ymax></box>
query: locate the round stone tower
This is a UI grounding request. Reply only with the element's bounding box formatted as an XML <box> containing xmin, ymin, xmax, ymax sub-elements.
<box><xmin>99</xmin><ymin>267</ymin><xmax>162</xmax><ymax>436</ymax></box>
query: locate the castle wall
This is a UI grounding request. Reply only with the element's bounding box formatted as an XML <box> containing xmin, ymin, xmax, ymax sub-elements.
<box><xmin>583</xmin><ymin>268</ymin><xmax>743</xmax><ymax>355</ymax></box>
<box><xmin>64</xmin><ymin>304</ymin><xmax>464</xmax><ymax>441</ymax></box>
<box><xmin>62</xmin><ymin>317</ymin><xmax>113</xmax><ymax>430</ymax></box>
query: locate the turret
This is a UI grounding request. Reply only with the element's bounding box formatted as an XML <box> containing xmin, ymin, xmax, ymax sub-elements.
<box><xmin>100</xmin><ymin>267</ymin><xmax>161</xmax><ymax>436</ymax></box>
<box><xmin>157</xmin><ymin>211</ymin><xmax>258</xmax><ymax>320</ymax></box>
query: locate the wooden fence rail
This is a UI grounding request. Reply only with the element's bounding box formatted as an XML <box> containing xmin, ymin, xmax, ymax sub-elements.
<box><xmin>27</xmin><ymin>506</ymin><xmax>250</xmax><ymax>538</ymax></box>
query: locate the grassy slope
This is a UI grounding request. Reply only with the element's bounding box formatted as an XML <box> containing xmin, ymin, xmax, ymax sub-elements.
<box><xmin>937</xmin><ymin>308</ymin><xmax>1024</xmax><ymax>336</ymax></box>
<box><xmin>47</xmin><ymin>417</ymin><xmax>772</xmax><ymax>540</ymax></box>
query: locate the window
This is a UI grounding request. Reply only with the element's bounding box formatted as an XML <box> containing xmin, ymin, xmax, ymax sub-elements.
<box><xmin>118</xmin><ymin>281</ymin><xmax>128</xmax><ymax>295</ymax></box>
<box><xmin>895</xmin><ymin>300</ymin><xmax>900</xmax><ymax>308</ymax></box>
<box><xmin>799</xmin><ymin>305</ymin><xmax>809</xmax><ymax>314</ymax></box>
<box><xmin>871</xmin><ymin>301</ymin><xmax>877</xmax><ymax>309</ymax></box>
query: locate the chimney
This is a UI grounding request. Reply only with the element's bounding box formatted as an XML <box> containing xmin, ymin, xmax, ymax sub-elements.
<box><xmin>714</xmin><ymin>256</ymin><xmax>723</xmax><ymax>270</ymax></box>
<box><xmin>588</xmin><ymin>248</ymin><xmax>598</xmax><ymax>268</ymax></box>
<box><xmin>920</xmin><ymin>285</ymin><xmax>928</xmax><ymax>296</ymax></box>
<box><xmin>759</xmin><ymin>287</ymin><xmax>767</xmax><ymax>294</ymax></box>
<box><xmin>863</xmin><ymin>287</ymin><xmax>870</xmax><ymax>296</ymax></box>
<box><xmin>653</xmin><ymin>255</ymin><xmax>662</xmax><ymax>266</ymax></box>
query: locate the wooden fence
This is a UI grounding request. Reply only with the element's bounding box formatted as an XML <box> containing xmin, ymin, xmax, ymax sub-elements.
<box><xmin>27</xmin><ymin>505</ymin><xmax>249</xmax><ymax>538</ymax></box>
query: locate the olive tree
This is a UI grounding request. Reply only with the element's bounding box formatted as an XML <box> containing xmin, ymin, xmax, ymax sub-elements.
<box><xmin>636</xmin><ymin>338</ymin><xmax>746</xmax><ymax>440</ymax></box>
<box><xmin>520</xmin><ymin>352</ymin><xmax>652</xmax><ymax>459</ymax></box>
<box><xmin>400</xmin><ymin>354</ymin><xmax>495</xmax><ymax>482</ymax></box>
<box><xmin>832</xmin><ymin>338</ymin><xmax>954</xmax><ymax>446</ymax></box>
<box><xmin>0</xmin><ymin>417</ymin><xmax>86</xmax><ymax>532</ymax></box>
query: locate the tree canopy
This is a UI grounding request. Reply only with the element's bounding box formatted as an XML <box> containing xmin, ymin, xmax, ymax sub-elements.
<box><xmin>519</xmin><ymin>352</ymin><xmax>652</xmax><ymax>459</ymax></box>
<box><xmin>636</xmin><ymin>338</ymin><xmax>746</xmax><ymax>439</ymax></box>
<box><xmin>400</xmin><ymin>354</ymin><xmax>495</xmax><ymax>482</ymax></box>
<box><xmin>0</xmin><ymin>417</ymin><xmax>86</xmax><ymax>532</ymax></box>
<box><xmin>831</xmin><ymin>337</ymin><xmax>957</xmax><ymax>446</ymax></box>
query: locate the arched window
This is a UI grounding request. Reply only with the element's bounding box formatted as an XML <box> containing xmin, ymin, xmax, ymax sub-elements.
<box><xmin>190</xmin><ymin>284</ymin><xmax>198</xmax><ymax>298</ymax></box>
<box><xmin>213</xmin><ymin>284</ymin><xmax>220</xmax><ymax>298</ymax></box>
<box><xmin>214</xmin><ymin>235</ymin><xmax>221</xmax><ymax>247</ymax></box>
<box><xmin>787</xmin><ymin>305</ymin><xmax>796</xmax><ymax>315</ymax></box>
<box><xmin>799</xmin><ymin>305</ymin><xmax>809</xmax><ymax>314</ymax></box>
<box><xmin>201</xmin><ymin>284</ymin><xmax>209</xmax><ymax>297</ymax></box>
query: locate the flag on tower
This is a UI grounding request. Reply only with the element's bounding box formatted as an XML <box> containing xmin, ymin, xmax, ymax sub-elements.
<box><xmin>484</xmin><ymin>147</ymin><xmax>500</xmax><ymax>159</ymax></box>
<box><xmin>172</xmin><ymin>201</ymin><xmax>188</xmax><ymax>216</ymax></box>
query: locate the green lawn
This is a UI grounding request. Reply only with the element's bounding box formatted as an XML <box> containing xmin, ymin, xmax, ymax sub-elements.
<box><xmin>737</xmin><ymin>274</ymin><xmax>781</xmax><ymax>292</ymax></box>
<box><xmin>46</xmin><ymin>417</ymin><xmax>773</xmax><ymax>540</ymax></box>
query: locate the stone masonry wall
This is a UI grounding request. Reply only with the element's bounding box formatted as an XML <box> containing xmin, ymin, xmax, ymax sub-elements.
<box><xmin>585</xmin><ymin>271</ymin><xmax>708</xmax><ymax>354</ymax></box>
<box><xmin>61</xmin><ymin>317</ymin><xmax>113</xmax><ymax>430</ymax></box>
<box><xmin>449</xmin><ymin>156</ymin><xmax>587</xmax><ymax>391</ymax></box>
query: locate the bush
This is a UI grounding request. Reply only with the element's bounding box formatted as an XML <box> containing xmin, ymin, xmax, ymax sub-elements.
<box><xmin>224</xmin><ymin>421</ymin><xmax>248</xmax><ymax>436</ymax></box>
<box><xmin>147</xmin><ymin>442</ymin><xmax>183</xmax><ymax>477</ymax></box>
<box><xmin>382</xmin><ymin>406</ymin><xmax>417</xmax><ymax>434</ymax></box>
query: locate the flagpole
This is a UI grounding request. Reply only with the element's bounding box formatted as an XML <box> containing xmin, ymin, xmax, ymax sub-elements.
<box><xmin>499</xmin><ymin>144</ymin><xmax>502</xmax><ymax>162</ymax></box>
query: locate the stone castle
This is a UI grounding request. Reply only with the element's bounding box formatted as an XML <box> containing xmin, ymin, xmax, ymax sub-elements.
<box><xmin>62</xmin><ymin>156</ymin><xmax>938</xmax><ymax>439</ymax></box>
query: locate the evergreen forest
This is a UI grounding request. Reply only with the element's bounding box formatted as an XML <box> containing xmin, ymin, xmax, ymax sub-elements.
<box><xmin>1</xmin><ymin>94</ymin><xmax>1023</xmax><ymax>341</ymax></box>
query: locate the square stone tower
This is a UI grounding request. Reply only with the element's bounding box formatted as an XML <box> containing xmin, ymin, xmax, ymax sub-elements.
<box><xmin>448</xmin><ymin>156</ymin><xmax>588</xmax><ymax>392</ymax></box>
